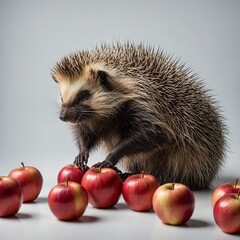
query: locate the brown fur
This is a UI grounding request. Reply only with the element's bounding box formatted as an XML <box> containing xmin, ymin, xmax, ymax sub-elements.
<box><xmin>52</xmin><ymin>42</ymin><xmax>227</xmax><ymax>190</ymax></box>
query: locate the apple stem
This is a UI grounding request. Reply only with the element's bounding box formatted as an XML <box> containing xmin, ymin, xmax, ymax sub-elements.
<box><xmin>21</xmin><ymin>162</ymin><xmax>25</xmax><ymax>169</ymax></box>
<box><xmin>141</xmin><ymin>171</ymin><xmax>144</xmax><ymax>178</ymax></box>
<box><xmin>235</xmin><ymin>179</ymin><xmax>239</xmax><ymax>188</ymax></box>
<box><xmin>172</xmin><ymin>183</ymin><xmax>175</xmax><ymax>190</ymax></box>
<box><xmin>66</xmin><ymin>176</ymin><xmax>69</xmax><ymax>187</ymax></box>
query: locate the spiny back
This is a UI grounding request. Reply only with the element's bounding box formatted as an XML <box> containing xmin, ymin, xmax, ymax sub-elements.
<box><xmin>54</xmin><ymin>43</ymin><xmax>197</xmax><ymax>84</ymax></box>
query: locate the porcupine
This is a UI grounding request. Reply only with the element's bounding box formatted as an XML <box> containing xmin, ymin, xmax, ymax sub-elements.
<box><xmin>51</xmin><ymin>42</ymin><xmax>227</xmax><ymax>190</ymax></box>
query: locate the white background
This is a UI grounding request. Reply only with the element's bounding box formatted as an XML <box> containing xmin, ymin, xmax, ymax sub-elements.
<box><xmin>0</xmin><ymin>1</ymin><xmax>239</xmax><ymax>239</ymax></box>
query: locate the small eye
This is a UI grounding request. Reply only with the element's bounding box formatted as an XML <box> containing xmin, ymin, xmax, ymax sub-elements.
<box><xmin>80</xmin><ymin>90</ymin><xmax>90</xmax><ymax>100</ymax></box>
<box><xmin>73</xmin><ymin>90</ymin><xmax>90</xmax><ymax>105</ymax></box>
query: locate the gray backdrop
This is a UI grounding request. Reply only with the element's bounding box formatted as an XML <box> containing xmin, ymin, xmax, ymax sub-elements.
<box><xmin>1</xmin><ymin>0</ymin><xmax>239</xmax><ymax>184</ymax></box>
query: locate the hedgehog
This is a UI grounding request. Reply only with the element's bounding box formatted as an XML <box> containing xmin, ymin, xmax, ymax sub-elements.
<box><xmin>51</xmin><ymin>42</ymin><xmax>227</xmax><ymax>190</ymax></box>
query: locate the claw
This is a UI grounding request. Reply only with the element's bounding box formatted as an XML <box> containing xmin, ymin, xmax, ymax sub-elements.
<box><xmin>92</xmin><ymin>161</ymin><xmax>127</xmax><ymax>176</ymax></box>
<box><xmin>74</xmin><ymin>151</ymin><xmax>89</xmax><ymax>170</ymax></box>
<box><xmin>92</xmin><ymin>161</ymin><xmax>114</xmax><ymax>169</ymax></box>
<box><xmin>91</xmin><ymin>161</ymin><xmax>133</xmax><ymax>181</ymax></box>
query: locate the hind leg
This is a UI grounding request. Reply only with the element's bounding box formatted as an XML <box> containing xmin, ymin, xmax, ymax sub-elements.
<box><xmin>122</xmin><ymin>149</ymin><xmax>213</xmax><ymax>190</ymax></box>
<box><xmin>150</xmin><ymin>148</ymin><xmax>214</xmax><ymax>190</ymax></box>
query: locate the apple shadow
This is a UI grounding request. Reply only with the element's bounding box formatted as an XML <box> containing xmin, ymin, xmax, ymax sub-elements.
<box><xmin>114</xmin><ymin>202</ymin><xmax>129</xmax><ymax>210</ymax></box>
<box><xmin>16</xmin><ymin>213</ymin><xmax>33</xmax><ymax>219</ymax></box>
<box><xmin>34</xmin><ymin>197</ymin><xmax>48</xmax><ymax>204</ymax></box>
<box><xmin>96</xmin><ymin>203</ymin><xmax>155</xmax><ymax>213</ymax></box>
<box><xmin>24</xmin><ymin>197</ymin><xmax>48</xmax><ymax>204</ymax></box>
<box><xmin>182</xmin><ymin>219</ymin><xmax>213</xmax><ymax>228</ymax></box>
<box><xmin>226</xmin><ymin>232</ymin><xmax>240</xmax><ymax>237</ymax></box>
<box><xmin>89</xmin><ymin>203</ymin><xmax>129</xmax><ymax>211</ymax></box>
<box><xmin>79</xmin><ymin>215</ymin><xmax>100</xmax><ymax>223</ymax></box>
<box><xmin>62</xmin><ymin>215</ymin><xmax>100</xmax><ymax>224</ymax></box>
<box><xmin>2</xmin><ymin>212</ymin><xmax>32</xmax><ymax>220</ymax></box>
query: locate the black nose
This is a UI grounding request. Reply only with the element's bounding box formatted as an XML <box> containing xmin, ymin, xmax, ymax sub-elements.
<box><xmin>59</xmin><ymin>108</ymin><xmax>67</xmax><ymax>121</ymax></box>
<box><xmin>59</xmin><ymin>115</ymin><xmax>66</xmax><ymax>121</ymax></box>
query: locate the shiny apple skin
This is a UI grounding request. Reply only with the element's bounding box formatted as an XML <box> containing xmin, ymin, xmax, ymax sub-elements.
<box><xmin>9</xmin><ymin>164</ymin><xmax>43</xmax><ymax>203</ymax></box>
<box><xmin>213</xmin><ymin>193</ymin><xmax>240</xmax><ymax>234</ymax></box>
<box><xmin>152</xmin><ymin>183</ymin><xmax>195</xmax><ymax>225</ymax></box>
<box><xmin>81</xmin><ymin>167</ymin><xmax>122</xmax><ymax>209</ymax></box>
<box><xmin>57</xmin><ymin>164</ymin><xmax>88</xmax><ymax>184</ymax></box>
<box><xmin>122</xmin><ymin>173</ymin><xmax>159</xmax><ymax>211</ymax></box>
<box><xmin>212</xmin><ymin>182</ymin><xmax>240</xmax><ymax>206</ymax></box>
<box><xmin>48</xmin><ymin>181</ymin><xmax>88</xmax><ymax>221</ymax></box>
<box><xmin>0</xmin><ymin>176</ymin><xmax>23</xmax><ymax>217</ymax></box>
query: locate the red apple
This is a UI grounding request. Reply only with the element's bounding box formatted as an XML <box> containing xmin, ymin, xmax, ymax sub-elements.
<box><xmin>0</xmin><ymin>176</ymin><xmax>23</xmax><ymax>217</ymax></box>
<box><xmin>48</xmin><ymin>179</ymin><xmax>88</xmax><ymax>221</ymax></box>
<box><xmin>122</xmin><ymin>171</ymin><xmax>159</xmax><ymax>211</ymax></box>
<box><xmin>9</xmin><ymin>162</ymin><xmax>43</xmax><ymax>203</ymax></box>
<box><xmin>213</xmin><ymin>192</ymin><xmax>240</xmax><ymax>234</ymax></box>
<box><xmin>81</xmin><ymin>167</ymin><xmax>122</xmax><ymax>209</ymax></box>
<box><xmin>57</xmin><ymin>164</ymin><xmax>89</xmax><ymax>184</ymax></box>
<box><xmin>152</xmin><ymin>183</ymin><xmax>195</xmax><ymax>225</ymax></box>
<box><xmin>212</xmin><ymin>179</ymin><xmax>240</xmax><ymax>206</ymax></box>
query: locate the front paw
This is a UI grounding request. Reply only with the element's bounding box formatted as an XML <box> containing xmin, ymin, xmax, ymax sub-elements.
<box><xmin>92</xmin><ymin>161</ymin><xmax>123</xmax><ymax>176</ymax></box>
<box><xmin>92</xmin><ymin>161</ymin><xmax>113</xmax><ymax>169</ymax></box>
<box><xmin>74</xmin><ymin>151</ymin><xmax>89</xmax><ymax>170</ymax></box>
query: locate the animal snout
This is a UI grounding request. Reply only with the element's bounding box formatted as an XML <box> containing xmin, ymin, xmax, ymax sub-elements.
<box><xmin>59</xmin><ymin>107</ymin><xmax>68</xmax><ymax>121</ymax></box>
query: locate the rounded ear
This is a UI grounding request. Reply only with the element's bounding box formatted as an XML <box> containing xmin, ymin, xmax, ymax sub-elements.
<box><xmin>91</xmin><ymin>69</ymin><xmax>113</xmax><ymax>91</ymax></box>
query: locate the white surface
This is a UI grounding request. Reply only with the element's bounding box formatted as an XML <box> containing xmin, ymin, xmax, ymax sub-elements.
<box><xmin>0</xmin><ymin>0</ymin><xmax>240</xmax><ymax>239</ymax></box>
<box><xmin>1</xmin><ymin>177</ymin><xmax>240</xmax><ymax>240</ymax></box>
